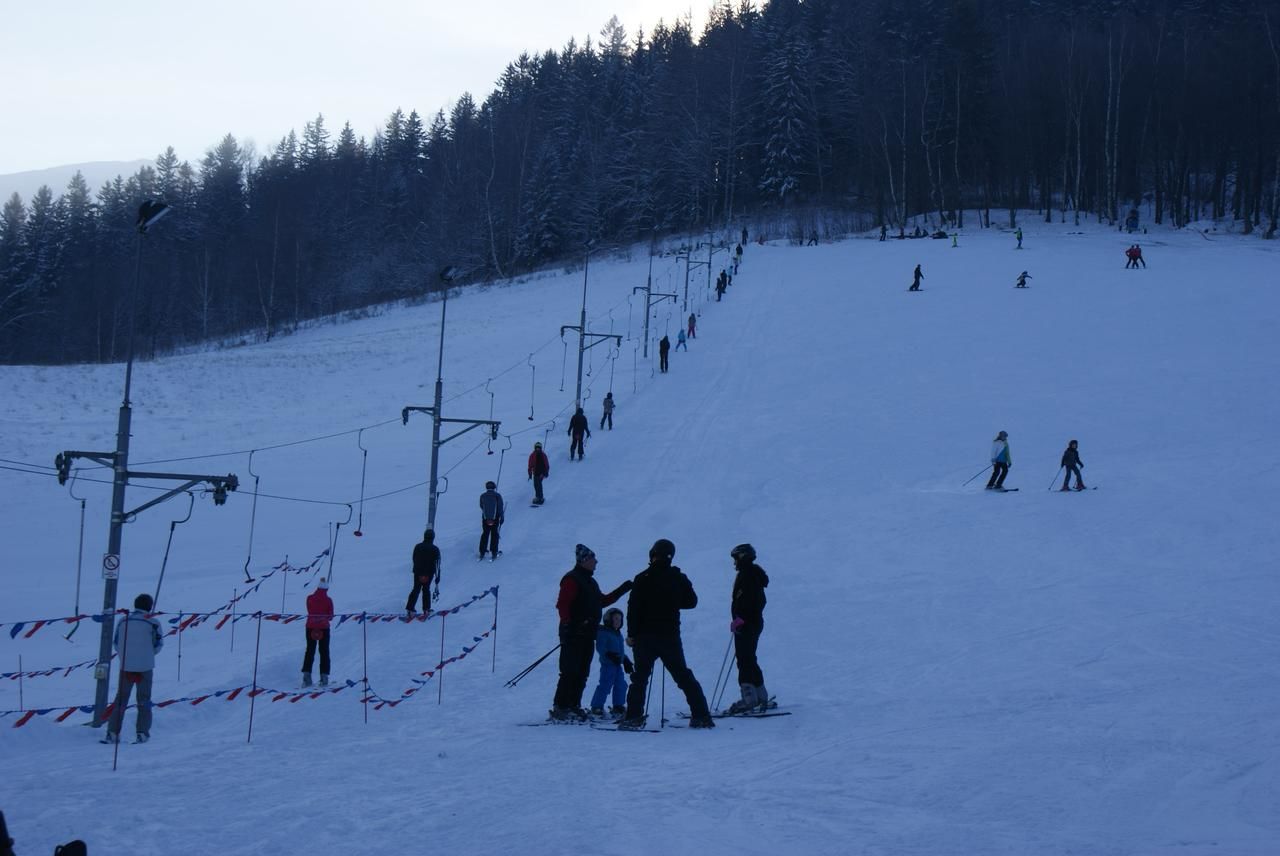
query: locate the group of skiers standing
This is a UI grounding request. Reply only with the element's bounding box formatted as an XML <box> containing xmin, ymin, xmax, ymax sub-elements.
<box><xmin>549</xmin><ymin>538</ymin><xmax>773</xmax><ymax>729</ymax></box>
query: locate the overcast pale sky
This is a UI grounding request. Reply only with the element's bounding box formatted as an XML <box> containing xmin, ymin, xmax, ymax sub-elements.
<box><xmin>0</xmin><ymin>0</ymin><xmax>704</xmax><ymax>175</ymax></box>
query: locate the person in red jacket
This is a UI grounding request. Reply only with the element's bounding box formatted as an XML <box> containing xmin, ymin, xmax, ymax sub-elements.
<box><xmin>528</xmin><ymin>441</ymin><xmax>550</xmax><ymax>505</ymax></box>
<box><xmin>1125</xmin><ymin>245</ymin><xmax>1139</xmax><ymax>269</ymax></box>
<box><xmin>302</xmin><ymin>577</ymin><xmax>334</xmax><ymax>687</ymax></box>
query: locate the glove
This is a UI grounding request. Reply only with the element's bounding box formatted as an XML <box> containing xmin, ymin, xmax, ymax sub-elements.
<box><xmin>730</xmin><ymin>617</ymin><xmax>745</xmax><ymax>634</ymax></box>
<box><xmin>606</xmin><ymin>652</ymin><xmax>623</xmax><ymax>666</ymax></box>
<box><xmin>623</xmin><ymin>657</ymin><xmax>634</xmax><ymax>675</ymax></box>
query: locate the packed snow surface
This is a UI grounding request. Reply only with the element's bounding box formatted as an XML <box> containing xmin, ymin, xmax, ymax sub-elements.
<box><xmin>2</xmin><ymin>219</ymin><xmax>1278</xmax><ymax>855</ymax></box>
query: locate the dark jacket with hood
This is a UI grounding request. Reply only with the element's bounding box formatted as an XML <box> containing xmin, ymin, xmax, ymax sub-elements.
<box><xmin>731</xmin><ymin>563</ymin><xmax>769</xmax><ymax>628</ymax></box>
<box><xmin>1061</xmin><ymin>446</ymin><xmax>1083</xmax><ymax>469</ymax></box>
<box><xmin>412</xmin><ymin>533</ymin><xmax>440</xmax><ymax>582</ymax></box>
<box><xmin>568</xmin><ymin>410</ymin><xmax>590</xmax><ymax>438</ymax></box>
<box><xmin>627</xmin><ymin>558</ymin><xmax>697</xmax><ymax>638</ymax></box>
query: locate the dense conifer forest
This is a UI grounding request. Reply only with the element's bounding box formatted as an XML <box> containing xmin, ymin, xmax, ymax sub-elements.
<box><xmin>2</xmin><ymin>0</ymin><xmax>1277</xmax><ymax>364</ymax></box>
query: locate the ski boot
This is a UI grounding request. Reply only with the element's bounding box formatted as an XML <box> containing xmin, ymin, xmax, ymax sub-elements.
<box><xmin>319</xmin><ymin>674</ymin><xmax>330</xmax><ymax>687</ymax></box>
<box><xmin>688</xmin><ymin>714</ymin><xmax>716</xmax><ymax>729</ymax></box>
<box><xmin>609</xmin><ymin>705</ymin><xmax>627</xmax><ymax>720</ymax></box>
<box><xmin>754</xmin><ymin>685</ymin><xmax>776</xmax><ymax>711</ymax></box>
<box><xmin>549</xmin><ymin>706</ymin><xmax>587</xmax><ymax>723</ymax></box>
<box><xmin>589</xmin><ymin>707</ymin><xmax>606</xmax><ymax>718</ymax></box>
<box><xmin>617</xmin><ymin>715</ymin><xmax>648</xmax><ymax>731</ymax></box>
<box><xmin>301</xmin><ymin>672</ymin><xmax>313</xmax><ymax>688</ymax></box>
<box><xmin>725</xmin><ymin>684</ymin><xmax>759</xmax><ymax>715</ymax></box>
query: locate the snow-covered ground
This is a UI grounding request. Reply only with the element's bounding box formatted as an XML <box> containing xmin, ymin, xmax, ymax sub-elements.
<box><xmin>2</xmin><ymin>217</ymin><xmax>1278</xmax><ymax>855</ymax></box>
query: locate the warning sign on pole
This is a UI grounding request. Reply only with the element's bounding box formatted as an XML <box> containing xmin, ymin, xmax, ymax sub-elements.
<box><xmin>102</xmin><ymin>553</ymin><xmax>120</xmax><ymax>580</ymax></box>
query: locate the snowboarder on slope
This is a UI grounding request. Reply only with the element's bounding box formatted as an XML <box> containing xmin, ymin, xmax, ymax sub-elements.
<box><xmin>910</xmin><ymin>264</ymin><xmax>924</xmax><ymax>291</ymax></box>
<box><xmin>528</xmin><ymin>442</ymin><xmax>550</xmax><ymax>505</ymax></box>
<box><xmin>1015</xmin><ymin>271</ymin><xmax>1031</xmax><ymax>288</ymax></box>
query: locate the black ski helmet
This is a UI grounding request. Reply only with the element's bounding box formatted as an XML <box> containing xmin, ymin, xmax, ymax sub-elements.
<box><xmin>730</xmin><ymin>543</ymin><xmax>757</xmax><ymax>564</ymax></box>
<box><xmin>485</xmin><ymin>480</ymin><xmax>496</xmax><ymax>490</ymax></box>
<box><xmin>649</xmin><ymin>538</ymin><xmax>676</xmax><ymax>562</ymax></box>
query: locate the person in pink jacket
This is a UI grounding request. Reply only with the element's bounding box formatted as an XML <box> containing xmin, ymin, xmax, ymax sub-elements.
<box><xmin>302</xmin><ymin>577</ymin><xmax>334</xmax><ymax>687</ymax></box>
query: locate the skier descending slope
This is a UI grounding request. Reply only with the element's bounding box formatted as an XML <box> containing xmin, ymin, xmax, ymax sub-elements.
<box><xmin>619</xmin><ymin>539</ymin><xmax>715</xmax><ymax>729</ymax></box>
<box><xmin>986</xmin><ymin>431</ymin><xmax>1012</xmax><ymax>490</ymax></box>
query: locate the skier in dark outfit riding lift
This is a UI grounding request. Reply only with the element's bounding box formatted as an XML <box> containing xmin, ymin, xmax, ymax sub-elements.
<box><xmin>619</xmin><ymin>539</ymin><xmax>715</xmax><ymax>729</ymax></box>
<box><xmin>568</xmin><ymin>408</ymin><xmax>591</xmax><ymax>460</ymax></box>
<box><xmin>725</xmin><ymin>543</ymin><xmax>774</xmax><ymax>714</ymax></box>
<box><xmin>550</xmin><ymin>544</ymin><xmax>633</xmax><ymax>721</ymax></box>
<box><xmin>406</xmin><ymin>529</ymin><xmax>439</xmax><ymax>616</ymax></box>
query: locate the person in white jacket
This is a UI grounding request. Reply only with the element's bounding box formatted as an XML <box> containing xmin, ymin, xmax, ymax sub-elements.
<box><xmin>102</xmin><ymin>593</ymin><xmax>164</xmax><ymax>744</ymax></box>
<box><xmin>986</xmin><ymin>431</ymin><xmax>1012</xmax><ymax>490</ymax></box>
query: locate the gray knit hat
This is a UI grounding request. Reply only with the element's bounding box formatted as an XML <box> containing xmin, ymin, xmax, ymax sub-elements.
<box><xmin>575</xmin><ymin>544</ymin><xmax>596</xmax><ymax>564</ymax></box>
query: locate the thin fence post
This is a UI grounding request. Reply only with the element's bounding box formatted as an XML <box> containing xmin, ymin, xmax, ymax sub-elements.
<box><xmin>230</xmin><ymin>589</ymin><xmax>237</xmax><ymax>652</ymax></box>
<box><xmin>362</xmin><ymin>611</ymin><xmax>368</xmax><ymax>726</ymax></box>
<box><xmin>281</xmin><ymin>565</ymin><xmax>288</xmax><ymax>612</ymax></box>
<box><xmin>247</xmin><ymin>611</ymin><xmax>263</xmax><ymax>744</ymax></box>
<box><xmin>437</xmin><ymin>613</ymin><xmax>447</xmax><ymax>705</ymax></box>
<box><xmin>112</xmin><ymin>611</ymin><xmax>131</xmax><ymax>771</ymax></box>
<box><xmin>177</xmin><ymin>612</ymin><xmax>183</xmax><ymax>683</ymax></box>
<box><xmin>17</xmin><ymin>655</ymin><xmax>23</xmax><ymax>712</ymax></box>
<box><xmin>491</xmin><ymin>588</ymin><xmax>499</xmax><ymax>674</ymax></box>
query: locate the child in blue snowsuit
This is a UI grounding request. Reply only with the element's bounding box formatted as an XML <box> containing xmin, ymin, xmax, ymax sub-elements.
<box><xmin>590</xmin><ymin>608</ymin><xmax>632</xmax><ymax>717</ymax></box>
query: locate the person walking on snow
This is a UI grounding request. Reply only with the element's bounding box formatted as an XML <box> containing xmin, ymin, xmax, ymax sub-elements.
<box><xmin>528</xmin><ymin>442</ymin><xmax>550</xmax><ymax>505</ymax></box>
<box><xmin>725</xmin><ymin>543</ymin><xmax>773</xmax><ymax>715</ymax></box>
<box><xmin>479</xmin><ymin>481</ymin><xmax>504</xmax><ymax>559</ymax></box>
<box><xmin>101</xmin><ymin>593</ymin><xmax>164</xmax><ymax>744</ymax></box>
<box><xmin>675</xmin><ymin>328</ymin><xmax>687</xmax><ymax>351</ymax></box>
<box><xmin>301</xmin><ymin>577</ymin><xmax>334</xmax><ymax>687</ymax></box>
<box><xmin>1125</xmin><ymin>245</ymin><xmax>1139</xmax><ymax>269</ymax></box>
<box><xmin>589</xmin><ymin>607</ymin><xmax>633</xmax><ymax>718</ymax></box>
<box><xmin>1015</xmin><ymin>271</ymin><xmax>1031</xmax><ymax>288</ymax></box>
<box><xmin>659</xmin><ymin>335</ymin><xmax>671</xmax><ymax>373</ymax></box>
<box><xmin>551</xmin><ymin>544</ymin><xmax>633</xmax><ymax>721</ymax></box>
<box><xmin>406</xmin><ymin>529</ymin><xmax>439</xmax><ymax>615</ymax></box>
<box><xmin>620</xmin><ymin>539</ymin><xmax>715</xmax><ymax>729</ymax></box>
<box><xmin>986</xmin><ymin>431</ymin><xmax>1012</xmax><ymax>490</ymax></box>
<box><xmin>568</xmin><ymin>407</ymin><xmax>591</xmax><ymax>460</ymax></box>
<box><xmin>600</xmin><ymin>393</ymin><xmax>614</xmax><ymax>431</ymax></box>
<box><xmin>910</xmin><ymin>264</ymin><xmax>924</xmax><ymax>291</ymax></box>
<box><xmin>687</xmin><ymin>313</ymin><xmax>697</xmax><ymax>339</ymax></box>
<box><xmin>1060</xmin><ymin>440</ymin><xmax>1087</xmax><ymax>491</ymax></box>
<box><xmin>1015</xmin><ymin>227</ymin><xmax>1023</xmax><ymax>249</ymax></box>
<box><xmin>1133</xmin><ymin>244</ymin><xmax>1146</xmax><ymax>268</ymax></box>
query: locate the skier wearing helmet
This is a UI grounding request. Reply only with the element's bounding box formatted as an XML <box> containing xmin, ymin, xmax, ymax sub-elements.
<box><xmin>726</xmin><ymin>543</ymin><xmax>773</xmax><ymax>714</ymax></box>
<box><xmin>478</xmin><ymin>481</ymin><xmax>504</xmax><ymax>560</ymax></box>
<box><xmin>619</xmin><ymin>539</ymin><xmax>714</xmax><ymax>729</ymax></box>
<box><xmin>589</xmin><ymin>607</ymin><xmax>632</xmax><ymax>718</ymax></box>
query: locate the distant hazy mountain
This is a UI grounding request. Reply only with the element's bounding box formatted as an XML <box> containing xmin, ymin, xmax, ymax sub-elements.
<box><xmin>0</xmin><ymin>160</ymin><xmax>151</xmax><ymax>204</ymax></box>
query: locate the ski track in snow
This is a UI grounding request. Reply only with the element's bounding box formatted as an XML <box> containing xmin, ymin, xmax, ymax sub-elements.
<box><xmin>2</xmin><ymin>219</ymin><xmax>1279</xmax><ymax>855</ymax></box>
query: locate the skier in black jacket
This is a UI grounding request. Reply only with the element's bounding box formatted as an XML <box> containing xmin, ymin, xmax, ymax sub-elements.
<box><xmin>568</xmin><ymin>408</ymin><xmax>591</xmax><ymax>460</ymax></box>
<box><xmin>406</xmin><ymin>528</ymin><xmax>440</xmax><ymax>615</ymax></box>
<box><xmin>1060</xmin><ymin>440</ymin><xmax>1086</xmax><ymax>491</ymax></box>
<box><xmin>550</xmin><ymin>544</ymin><xmax>633</xmax><ymax>721</ymax></box>
<box><xmin>478</xmin><ymin>481</ymin><xmax>504</xmax><ymax>560</ymax></box>
<box><xmin>725</xmin><ymin>543</ymin><xmax>773</xmax><ymax>714</ymax></box>
<box><xmin>620</xmin><ymin>539</ymin><xmax>714</xmax><ymax>729</ymax></box>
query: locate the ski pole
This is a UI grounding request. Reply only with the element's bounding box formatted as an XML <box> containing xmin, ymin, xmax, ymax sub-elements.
<box><xmin>714</xmin><ymin>654</ymin><xmax>738</xmax><ymax>713</ymax></box>
<box><xmin>504</xmin><ymin>644</ymin><xmax>559</xmax><ymax>688</ymax></box>
<box><xmin>962</xmin><ymin>464</ymin><xmax>992</xmax><ymax>486</ymax></box>
<box><xmin>1047</xmin><ymin>466</ymin><xmax>1064</xmax><ymax>491</ymax></box>
<box><xmin>709</xmin><ymin>635</ymin><xmax>734</xmax><ymax>709</ymax></box>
